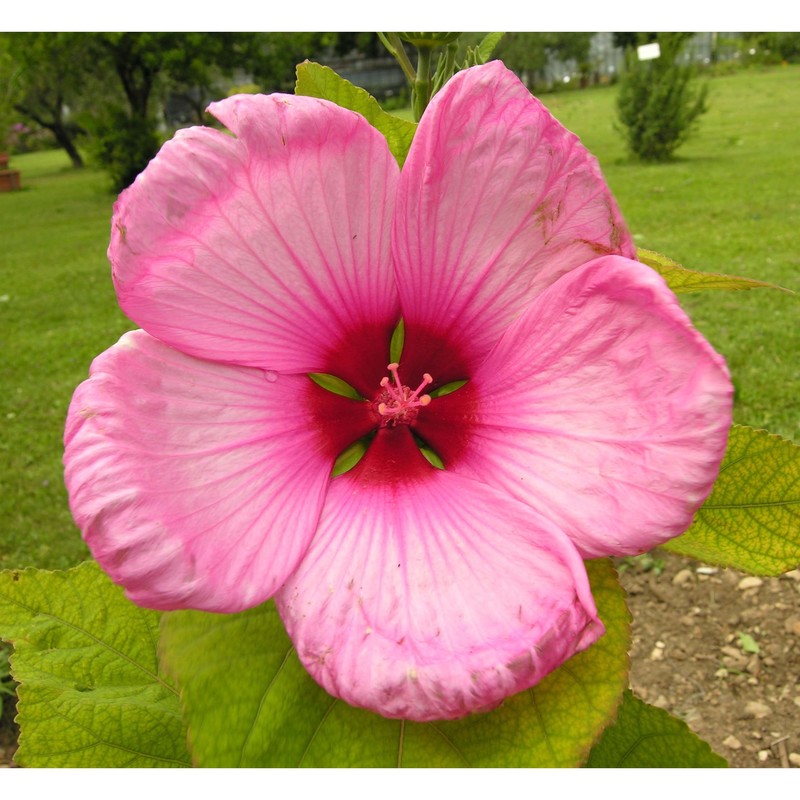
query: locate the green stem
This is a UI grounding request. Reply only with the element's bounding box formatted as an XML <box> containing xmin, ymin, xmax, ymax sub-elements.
<box><xmin>377</xmin><ymin>32</ymin><xmax>416</xmax><ymax>85</ymax></box>
<box><xmin>413</xmin><ymin>46</ymin><xmax>433</xmax><ymax>122</ymax></box>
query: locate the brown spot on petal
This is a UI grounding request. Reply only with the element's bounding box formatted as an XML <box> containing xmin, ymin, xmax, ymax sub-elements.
<box><xmin>506</xmin><ymin>652</ymin><xmax>535</xmax><ymax>675</ymax></box>
<box><xmin>578</xmin><ymin>239</ymin><xmax>618</xmax><ymax>258</ymax></box>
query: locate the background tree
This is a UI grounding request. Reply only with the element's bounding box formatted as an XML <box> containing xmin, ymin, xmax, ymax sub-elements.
<box><xmin>0</xmin><ymin>33</ymin><xmax>89</xmax><ymax>167</ymax></box>
<box><xmin>82</xmin><ymin>33</ymin><xmax>297</xmax><ymax>190</ymax></box>
<box><xmin>546</xmin><ymin>32</ymin><xmax>593</xmax><ymax>86</ymax></box>
<box><xmin>0</xmin><ymin>42</ymin><xmax>15</xmax><ymax>150</ymax></box>
<box><xmin>612</xmin><ymin>32</ymin><xmax>655</xmax><ymax>51</ymax></box>
<box><xmin>493</xmin><ymin>33</ymin><xmax>549</xmax><ymax>90</ymax></box>
<box><xmin>0</xmin><ymin>32</ymin><xmax>391</xmax><ymax>189</ymax></box>
<box><xmin>494</xmin><ymin>32</ymin><xmax>594</xmax><ymax>91</ymax></box>
<box><xmin>747</xmin><ymin>32</ymin><xmax>800</xmax><ymax>63</ymax></box>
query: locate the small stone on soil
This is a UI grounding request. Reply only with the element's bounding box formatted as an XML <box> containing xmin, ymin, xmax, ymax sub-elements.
<box><xmin>743</xmin><ymin>700</ymin><xmax>772</xmax><ymax>719</ymax></box>
<box><xmin>652</xmin><ymin>694</ymin><xmax>670</xmax><ymax>709</ymax></box>
<box><xmin>723</xmin><ymin>735</ymin><xmax>743</xmax><ymax>750</ymax></box>
<box><xmin>737</xmin><ymin>577</ymin><xmax>764</xmax><ymax>591</ymax></box>
<box><xmin>758</xmin><ymin>750</ymin><xmax>771</xmax><ymax>762</ymax></box>
<box><xmin>696</xmin><ymin>566</ymin><xmax>718</xmax><ymax>575</ymax></box>
<box><xmin>784</xmin><ymin>616</ymin><xmax>800</xmax><ymax>636</ymax></box>
<box><xmin>673</xmin><ymin>568</ymin><xmax>694</xmax><ymax>586</ymax></box>
<box><xmin>789</xmin><ymin>753</ymin><xmax>800</xmax><ymax>767</ymax></box>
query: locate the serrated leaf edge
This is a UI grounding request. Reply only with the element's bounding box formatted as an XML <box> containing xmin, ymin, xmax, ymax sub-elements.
<box><xmin>637</xmin><ymin>248</ymin><xmax>791</xmax><ymax>294</ymax></box>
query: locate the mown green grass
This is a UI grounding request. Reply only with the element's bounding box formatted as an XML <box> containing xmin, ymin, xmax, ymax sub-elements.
<box><xmin>1</xmin><ymin>153</ymin><xmax>133</xmax><ymax>569</ymax></box>
<box><xmin>0</xmin><ymin>66</ymin><xmax>797</xmax><ymax>571</ymax></box>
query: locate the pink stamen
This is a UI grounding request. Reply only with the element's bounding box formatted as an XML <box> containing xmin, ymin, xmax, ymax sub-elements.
<box><xmin>408</xmin><ymin>373</ymin><xmax>433</xmax><ymax>402</ymax></box>
<box><xmin>375</xmin><ymin>363</ymin><xmax>434</xmax><ymax>425</ymax></box>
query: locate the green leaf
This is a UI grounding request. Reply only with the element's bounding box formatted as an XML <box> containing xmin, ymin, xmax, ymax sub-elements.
<box><xmin>737</xmin><ymin>632</ymin><xmax>759</xmax><ymax>654</ymax></box>
<box><xmin>468</xmin><ymin>32</ymin><xmax>505</xmax><ymax>66</ymax></box>
<box><xmin>638</xmin><ymin>249</ymin><xmax>788</xmax><ymax>293</ymax></box>
<box><xmin>664</xmin><ymin>425</ymin><xmax>800</xmax><ymax>575</ymax></box>
<box><xmin>0</xmin><ymin>562</ymin><xmax>190</xmax><ymax>767</ymax></box>
<box><xmin>585</xmin><ymin>690</ymin><xmax>727</xmax><ymax>767</ymax></box>
<box><xmin>295</xmin><ymin>61</ymin><xmax>417</xmax><ymax>167</ymax></box>
<box><xmin>160</xmin><ymin>559</ymin><xmax>629</xmax><ymax>767</ymax></box>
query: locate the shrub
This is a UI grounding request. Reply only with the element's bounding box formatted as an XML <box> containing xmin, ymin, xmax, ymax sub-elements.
<box><xmin>5</xmin><ymin>121</ymin><xmax>58</xmax><ymax>154</ymax></box>
<box><xmin>88</xmin><ymin>108</ymin><xmax>160</xmax><ymax>191</ymax></box>
<box><xmin>616</xmin><ymin>33</ymin><xmax>708</xmax><ymax>162</ymax></box>
<box><xmin>747</xmin><ymin>32</ymin><xmax>800</xmax><ymax>64</ymax></box>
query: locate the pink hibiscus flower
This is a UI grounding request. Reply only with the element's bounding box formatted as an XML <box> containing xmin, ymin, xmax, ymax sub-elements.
<box><xmin>64</xmin><ymin>63</ymin><xmax>732</xmax><ymax>721</ymax></box>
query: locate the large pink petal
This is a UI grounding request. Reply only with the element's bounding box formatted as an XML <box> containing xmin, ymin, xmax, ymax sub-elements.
<box><xmin>109</xmin><ymin>93</ymin><xmax>400</xmax><ymax>394</ymax></box>
<box><xmin>416</xmin><ymin>256</ymin><xmax>733</xmax><ymax>558</ymax></box>
<box><xmin>394</xmin><ymin>62</ymin><xmax>635</xmax><ymax>383</ymax></box>
<box><xmin>276</xmin><ymin>425</ymin><xmax>602</xmax><ymax>721</ymax></box>
<box><xmin>64</xmin><ymin>330</ymin><xmax>373</xmax><ymax>612</ymax></box>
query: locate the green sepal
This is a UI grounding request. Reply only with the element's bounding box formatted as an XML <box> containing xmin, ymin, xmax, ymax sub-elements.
<box><xmin>295</xmin><ymin>61</ymin><xmax>417</xmax><ymax>167</ymax></box>
<box><xmin>308</xmin><ymin>372</ymin><xmax>363</xmax><ymax>400</ymax></box>
<box><xmin>159</xmin><ymin>559</ymin><xmax>630</xmax><ymax>767</ymax></box>
<box><xmin>412</xmin><ymin>433</ymin><xmax>445</xmax><ymax>470</ymax></box>
<box><xmin>664</xmin><ymin>424</ymin><xmax>800</xmax><ymax>575</ymax></box>
<box><xmin>0</xmin><ymin>562</ymin><xmax>190</xmax><ymax>767</ymax></box>
<box><xmin>429</xmin><ymin>379</ymin><xmax>467</xmax><ymax>398</ymax></box>
<box><xmin>638</xmin><ymin>248</ymin><xmax>788</xmax><ymax>293</ymax></box>
<box><xmin>389</xmin><ymin>318</ymin><xmax>405</xmax><ymax>364</ymax></box>
<box><xmin>585</xmin><ymin>690</ymin><xmax>727</xmax><ymax>767</ymax></box>
<box><xmin>331</xmin><ymin>436</ymin><xmax>371</xmax><ymax>477</ymax></box>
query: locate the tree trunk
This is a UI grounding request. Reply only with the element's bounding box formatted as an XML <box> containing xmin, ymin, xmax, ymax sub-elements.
<box><xmin>51</xmin><ymin>124</ymin><xmax>84</xmax><ymax>168</ymax></box>
<box><xmin>14</xmin><ymin>104</ymin><xmax>85</xmax><ymax>169</ymax></box>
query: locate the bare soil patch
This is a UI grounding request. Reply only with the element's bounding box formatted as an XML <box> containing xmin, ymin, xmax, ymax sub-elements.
<box><xmin>0</xmin><ymin>692</ymin><xmax>18</xmax><ymax>768</ymax></box>
<box><xmin>620</xmin><ymin>550</ymin><xmax>800</xmax><ymax>768</ymax></box>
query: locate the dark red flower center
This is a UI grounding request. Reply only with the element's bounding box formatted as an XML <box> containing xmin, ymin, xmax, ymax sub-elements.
<box><xmin>307</xmin><ymin>321</ymin><xmax>477</xmax><ymax>478</ymax></box>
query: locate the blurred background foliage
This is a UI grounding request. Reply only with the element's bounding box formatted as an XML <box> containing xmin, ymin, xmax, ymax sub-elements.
<box><xmin>3</xmin><ymin>32</ymin><xmax>798</xmax><ymax>189</ymax></box>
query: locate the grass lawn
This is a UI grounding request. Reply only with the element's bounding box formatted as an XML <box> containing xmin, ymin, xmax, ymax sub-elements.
<box><xmin>1</xmin><ymin>65</ymin><xmax>798</xmax><ymax>571</ymax></box>
<box><xmin>1</xmin><ymin>152</ymin><xmax>134</xmax><ymax>569</ymax></box>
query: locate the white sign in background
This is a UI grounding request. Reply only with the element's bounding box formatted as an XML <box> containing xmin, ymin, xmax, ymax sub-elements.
<box><xmin>637</xmin><ymin>42</ymin><xmax>662</xmax><ymax>61</ymax></box>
